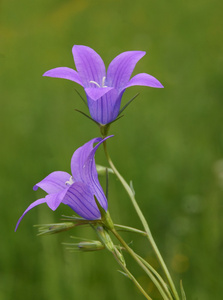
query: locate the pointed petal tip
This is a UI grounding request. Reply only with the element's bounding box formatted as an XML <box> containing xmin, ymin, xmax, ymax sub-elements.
<box><xmin>15</xmin><ymin>218</ymin><xmax>23</xmax><ymax>231</ymax></box>
<box><xmin>103</xmin><ymin>134</ymin><xmax>114</xmax><ymax>141</ymax></box>
<box><xmin>153</xmin><ymin>80</ymin><xmax>164</xmax><ymax>88</ymax></box>
<box><xmin>42</xmin><ymin>69</ymin><xmax>59</xmax><ymax>77</ymax></box>
<box><xmin>72</xmin><ymin>44</ymin><xmax>87</xmax><ymax>51</ymax></box>
<box><xmin>124</xmin><ymin>73</ymin><xmax>164</xmax><ymax>89</ymax></box>
<box><xmin>42</xmin><ymin>71</ymin><xmax>49</xmax><ymax>77</ymax></box>
<box><xmin>15</xmin><ymin>198</ymin><xmax>47</xmax><ymax>232</ymax></box>
<box><xmin>42</xmin><ymin>67</ymin><xmax>83</xmax><ymax>86</ymax></box>
<box><xmin>15</xmin><ymin>222</ymin><xmax>19</xmax><ymax>232</ymax></box>
<box><xmin>136</xmin><ymin>50</ymin><xmax>146</xmax><ymax>57</ymax></box>
<box><xmin>33</xmin><ymin>185</ymin><xmax>38</xmax><ymax>191</ymax></box>
<box><xmin>151</xmin><ymin>81</ymin><xmax>164</xmax><ymax>88</ymax></box>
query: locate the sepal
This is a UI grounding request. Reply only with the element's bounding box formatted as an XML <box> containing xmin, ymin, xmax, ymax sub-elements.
<box><xmin>94</xmin><ymin>196</ymin><xmax>114</xmax><ymax>230</ymax></box>
<box><xmin>94</xmin><ymin>225</ymin><xmax>115</xmax><ymax>252</ymax></box>
<box><xmin>100</xmin><ymin>124</ymin><xmax>110</xmax><ymax>137</ymax></box>
<box><xmin>118</xmin><ymin>93</ymin><xmax>139</xmax><ymax>116</ymax></box>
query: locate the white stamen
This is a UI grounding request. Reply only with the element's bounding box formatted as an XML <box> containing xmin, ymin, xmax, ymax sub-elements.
<box><xmin>102</xmin><ymin>76</ymin><xmax>107</xmax><ymax>87</ymax></box>
<box><xmin>89</xmin><ymin>76</ymin><xmax>108</xmax><ymax>88</ymax></box>
<box><xmin>89</xmin><ymin>80</ymin><xmax>101</xmax><ymax>88</ymax></box>
<box><xmin>65</xmin><ymin>176</ymin><xmax>74</xmax><ymax>186</ymax></box>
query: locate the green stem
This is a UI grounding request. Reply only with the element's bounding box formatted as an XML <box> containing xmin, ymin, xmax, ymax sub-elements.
<box><xmin>136</xmin><ymin>254</ymin><xmax>173</xmax><ymax>300</ymax></box>
<box><xmin>112</xmin><ymin>229</ymin><xmax>170</xmax><ymax>300</ymax></box>
<box><xmin>112</xmin><ymin>247</ymin><xmax>153</xmax><ymax>300</ymax></box>
<box><xmin>103</xmin><ymin>140</ymin><xmax>180</xmax><ymax>300</ymax></box>
<box><xmin>114</xmin><ymin>224</ymin><xmax>147</xmax><ymax>236</ymax></box>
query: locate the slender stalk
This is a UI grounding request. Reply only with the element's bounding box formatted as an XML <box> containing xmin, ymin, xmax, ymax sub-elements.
<box><xmin>111</xmin><ymin>229</ymin><xmax>171</xmax><ymax>300</ymax></box>
<box><xmin>112</xmin><ymin>247</ymin><xmax>153</xmax><ymax>300</ymax></box>
<box><xmin>136</xmin><ymin>254</ymin><xmax>174</xmax><ymax>300</ymax></box>
<box><xmin>92</xmin><ymin>224</ymin><xmax>152</xmax><ymax>300</ymax></box>
<box><xmin>114</xmin><ymin>224</ymin><xmax>147</xmax><ymax>236</ymax></box>
<box><xmin>103</xmin><ymin>140</ymin><xmax>180</xmax><ymax>300</ymax></box>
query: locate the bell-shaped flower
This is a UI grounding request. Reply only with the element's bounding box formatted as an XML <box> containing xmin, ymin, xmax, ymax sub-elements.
<box><xmin>15</xmin><ymin>136</ymin><xmax>112</xmax><ymax>231</ymax></box>
<box><xmin>43</xmin><ymin>45</ymin><xmax>163</xmax><ymax>125</ymax></box>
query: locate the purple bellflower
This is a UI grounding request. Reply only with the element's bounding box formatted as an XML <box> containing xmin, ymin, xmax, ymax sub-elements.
<box><xmin>43</xmin><ymin>45</ymin><xmax>163</xmax><ymax>125</ymax></box>
<box><xmin>15</xmin><ymin>136</ymin><xmax>112</xmax><ymax>231</ymax></box>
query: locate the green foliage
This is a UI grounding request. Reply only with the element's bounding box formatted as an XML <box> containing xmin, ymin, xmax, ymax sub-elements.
<box><xmin>1</xmin><ymin>0</ymin><xmax>223</xmax><ymax>299</ymax></box>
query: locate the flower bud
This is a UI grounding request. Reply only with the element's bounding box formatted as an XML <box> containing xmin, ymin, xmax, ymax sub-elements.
<box><xmin>64</xmin><ymin>240</ymin><xmax>105</xmax><ymax>252</ymax></box>
<box><xmin>35</xmin><ymin>222</ymin><xmax>75</xmax><ymax>235</ymax></box>
<box><xmin>77</xmin><ymin>241</ymin><xmax>105</xmax><ymax>251</ymax></box>
<box><xmin>95</xmin><ymin>226</ymin><xmax>115</xmax><ymax>252</ymax></box>
<box><xmin>114</xmin><ymin>248</ymin><xmax>126</xmax><ymax>266</ymax></box>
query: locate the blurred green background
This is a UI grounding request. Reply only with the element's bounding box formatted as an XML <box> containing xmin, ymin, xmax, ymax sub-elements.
<box><xmin>1</xmin><ymin>0</ymin><xmax>223</xmax><ymax>299</ymax></box>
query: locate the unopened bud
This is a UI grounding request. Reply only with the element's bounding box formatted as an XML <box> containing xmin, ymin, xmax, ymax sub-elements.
<box><xmin>96</xmin><ymin>164</ymin><xmax>113</xmax><ymax>176</ymax></box>
<box><xmin>63</xmin><ymin>240</ymin><xmax>104</xmax><ymax>252</ymax></box>
<box><xmin>115</xmin><ymin>248</ymin><xmax>126</xmax><ymax>266</ymax></box>
<box><xmin>96</xmin><ymin>226</ymin><xmax>115</xmax><ymax>252</ymax></box>
<box><xmin>35</xmin><ymin>222</ymin><xmax>75</xmax><ymax>236</ymax></box>
<box><xmin>78</xmin><ymin>241</ymin><xmax>105</xmax><ymax>251</ymax></box>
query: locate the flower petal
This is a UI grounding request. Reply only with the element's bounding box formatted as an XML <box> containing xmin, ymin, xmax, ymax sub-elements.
<box><xmin>124</xmin><ymin>73</ymin><xmax>164</xmax><ymax>89</ymax></box>
<box><xmin>87</xmin><ymin>89</ymin><xmax>122</xmax><ymax>124</ymax></box>
<box><xmin>15</xmin><ymin>198</ymin><xmax>46</xmax><ymax>231</ymax></box>
<box><xmin>80</xmin><ymin>136</ymin><xmax>113</xmax><ymax>211</ymax></box>
<box><xmin>70</xmin><ymin>136</ymin><xmax>113</xmax><ymax>210</ymax></box>
<box><xmin>71</xmin><ymin>136</ymin><xmax>112</xmax><ymax>184</ymax></box>
<box><xmin>85</xmin><ymin>87</ymin><xmax>114</xmax><ymax>101</ymax></box>
<box><xmin>63</xmin><ymin>182</ymin><xmax>101</xmax><ymax>219</ymax></box>
<box><xmin>45</xmin><ymin>188</ymin><xmax>69</xmax><ymax>211</ymax></box>
<box><xmin>72</xmin><ymin>45</ymin><xmax>106</xmax><ymax>87</ymax></box>
<box><xmin>33</xmin><ymin>171</ymin><xmax>71</xmax><ymax>194</ymax></box>
<box><xmin>107</xmin><ymin>51</ymin><xmax>146</xmax><ymax>90</ymax></box>
<box><xmin>43</xmin><ymin>67</ymin><xmax>83</xmax><ymax>86</ymax></box>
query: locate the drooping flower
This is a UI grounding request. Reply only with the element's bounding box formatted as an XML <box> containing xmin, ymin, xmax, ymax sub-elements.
<box><xmin>43</xmin><ymin>45</ymin><xmax>163</xmax><ymax>125</ymax></box>
<box><xmin>15</xmin><ymin>136</ymin><xmax>113</xmax><ymax>231</ymax></box>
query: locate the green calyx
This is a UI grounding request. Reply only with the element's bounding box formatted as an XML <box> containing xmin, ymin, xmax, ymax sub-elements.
<box><xmin>100</xmin><ymin>124</ymin><xmax>110</xmax><ymax>137</ymax></box>
<box><xmin>94</xmin><ymin>196</ymin><xmax>114</xmax><ymax>230</ymax></box>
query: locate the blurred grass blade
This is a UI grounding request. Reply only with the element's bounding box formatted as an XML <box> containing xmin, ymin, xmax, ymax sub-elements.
<box><xmin>180</xmin><ymin>280</ymin><xmax>187</xmax><ymax>300</ymax></box>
